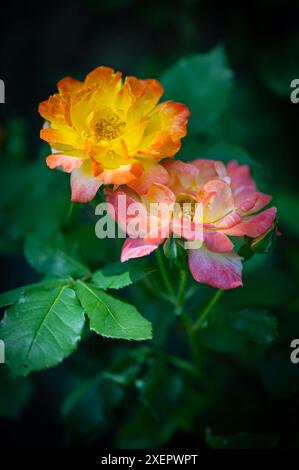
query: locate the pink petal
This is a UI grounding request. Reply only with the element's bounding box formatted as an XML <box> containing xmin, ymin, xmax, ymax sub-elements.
<box><xmin>106</xmin><ymin>187</ymin><xmax>170</xmax><ymax>243</ymax></box>
<box><xmin>204</xmin><ymin>232</ymin><xmax>234</xmax><ymax>253</ymax></box>
<box><xmin>121</xmin><ymin>237</ymin><xmax>159</xmax><ymax>262</ymax></box>
<box><xmin>210</xmin><ymin>210</ymin><xmax>242</xmax><ymax>229</ymax></box>
<box><xmin>237</xmin><ymin>194</ymin><xmax>259</xmax><ymax>213</ymax></box>
<box><xmin>223</xmin><ymin>207</ymin><xmax>277</xmax><ymax>237</ymax></box>
<box><xmin>143</xmin><ymin>183</ymin><xmax>176</xmax><ymax>206</ymax></box>
<box><xmin>162</xmin><ymin>160</ymin><xmax>199</xmax><ymax>195</ymax></box>
<box><xmin>171</xmin><ymin>217</ymin><xmax>203</xmax><ymax>242</ymax></box>
<box><xmin>105</xmin><ymin>187</ymin><xmax>141</xmax><ymax>234</ymax></box>
<box><xmin>192</xmin><ymin>158</ymin><xmax>228</xmax><ymax>185</ymax></box>
<box><xmin>71</xmin><ymin>160</ymin><xmax>101</xmax><ymax>203</ymax></box>
<box><xmin>236</xmin><ymin>190</ymin><xmax>272</xmax><ymax>214</ymax></box>
<box><xmin>227</xmin><ymin>160</ymin><xmax>256</xmax><ymax>193</ymax></box>
<box><xmin>188</xmin><ymin>245</ymin><xmax>243</xmax><ymax>290</ymax></box>
<box><xmin>128</xmin><ymin>163</ymin><xmax>169</xmax><ymax>195</ymax></box>
<box><xmin>106</xmin><ymin>187</ymin><xmax>162</xmax><ymax>241</ymax></box>
<box><xmin>247</xmin><ymin>192</ymin><xmax>272</xmax><ymax>214</ymax></box>
<box><xmin>203</xmin><ymin>179</ymin><xmax>235</xmax><ymax>223</ymax></box>
<box><xmin>46</xmin><ymin>153</ymin><xmax>84</xmax><ymax>173</ymax></box>
<box><xmin>227</xmin><ymin>160</ymin><xmax>272</xmax><ymax>214</ymax></box>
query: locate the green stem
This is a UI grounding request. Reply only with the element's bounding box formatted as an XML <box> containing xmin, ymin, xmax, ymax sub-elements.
<box><xmin>163</xmin><ymin>352</ymin><xmax>200</xmax><ymax>382</ymax></box>
<box><xmin>180</xmin><ymin>310</ymin><xmax>200</xmax><ymax>361</ymax></box>
<box><xmin>155</xmin><ymin>249</ymin><xmax>176</xmax><ymax>300</ymax></box>
<box><xmin>142</xmin><ymin>277</ymin><xmax>175</xmax><ymax>305</ymax></box>
<box><xmin>177</xmin><ymin>269</ymin><xmax>187</xmax><ymax>314</ymax></box>
<box><xmin>181</xmin><ymin>309</ymin><xmax>214</xmax><ymax>391</ymax></box>
<box><xmin>64</xmin><ymin>202</ymin><xmax>76</xmax><ymax>226</ymax></box>
<box><xmin>193</xmin><ymin>289</ymin><xmax>223</xmax><ymax>332</ymax></box>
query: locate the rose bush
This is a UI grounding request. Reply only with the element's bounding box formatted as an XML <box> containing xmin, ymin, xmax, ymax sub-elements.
<box><xmin>0</xmin><ymin>49</ymin><xmax>284</xmax><ymax>450</ymax></box>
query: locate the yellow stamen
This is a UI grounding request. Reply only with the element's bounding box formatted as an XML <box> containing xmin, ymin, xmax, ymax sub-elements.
<box><xmin>175</xmin><ymin>194</ymin><xmax>196</xmax><ymax>221</ymax></box>
<box><xmin>92</xmin><ymin>112</ymin><xmax>125</xmax><ymax>142</ymax></box>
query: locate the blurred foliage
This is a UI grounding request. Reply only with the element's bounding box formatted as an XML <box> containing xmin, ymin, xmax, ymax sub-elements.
<box><xmin>1</xmin><ymin>0</ymin><xmax>299</xmax><ymax>451</ymax></box>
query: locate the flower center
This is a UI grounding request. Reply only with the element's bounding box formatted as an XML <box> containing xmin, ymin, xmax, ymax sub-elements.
<box><xmin>91</xmin><ymin>111</ymin><xmax>125</xmax><ymax>142</ymax></box>
<box><xmin>175</xmin><ymin>194</ymin><xmax>196</xmax><ymax>221</ymax></box>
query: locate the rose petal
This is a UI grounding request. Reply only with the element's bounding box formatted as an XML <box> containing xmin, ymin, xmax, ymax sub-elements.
<box><xmin>71</xmin><ymin>160</ymin><xmax>102</xmax><ymax>203</ymax></box>
<box><xmin>192</xmin><ymin>158</ymin><xmax>228</xmax><ymax>185</ymax></box>
<box><xmin>203</xmin><ymin>179</ymin><xmax>235</xmax><ymax>223</ymax></box>
<box><xmin>227</xmin><ymin>160</ymin><xmax>272</xmax><ymax>214</ymax></box>
<box><xmin>57</xmin><ymin>77</ymin><xmax>82</xmax><ymax>95</ymax></box>
<box><xmin>121</xmin><ymin>237</ymin><xmax>159</xmax><ymax>262</ymax></box>
<box><xmin>99</xmin><ymin>162</ymin><xmax>143</xmax><ymax>185</ymax></box>
<box><xmin>210</xmin><ymin>210</ymin><xmax>242</xmax><ymax>230</ymax></box>
<box><xmin>105</xmin><ymin>187</ymin><xmax>142</xmax><ymax>234</ymax></box>
<box><xmin>128</xmin><ymin>162</ymin><xmax>169</xmax><ymax>195</ymax></box>
<box><xmin>204</xmin><ymin>232</ymin><xmax>234</xmax><ymax>253</ymax></box>
<box><xmin>46</xmin><ymin>153</ymin><xmax>84</xmax><ymax>173</ymax></box>
<box><xmin>139</xmin><ymin>102</ymin><xmax>190</xmax><ymax>158</ymax></box>
<box><xmin>223</xmin><ymin>207</ymin><xmax>277</xmax><ymax>237</ymax></box>
<box><xmin>162</xmin><ymin>159</ymin><xmax>199</xmax><ymax>196</ymax></box>
<box><xmin>188</xmin><ymin>245</ymin><xmax>243</xmax><ymax>290</ymax></box>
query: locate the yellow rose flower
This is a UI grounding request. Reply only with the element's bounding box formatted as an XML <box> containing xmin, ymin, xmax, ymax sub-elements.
<box><xmin>39</xmin><ymin>66</ymin><xmax>190</xmax><ymax>202</ymax></box>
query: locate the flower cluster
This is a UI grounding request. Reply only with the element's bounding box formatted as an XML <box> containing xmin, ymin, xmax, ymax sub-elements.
<box><xmin>39</xmin><ymin>66</ymin><xmax>277</xmax><ymax>289</ymax></box>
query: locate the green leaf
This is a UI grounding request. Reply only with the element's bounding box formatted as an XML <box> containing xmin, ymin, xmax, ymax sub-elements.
<box><xmin>0</xmin><ymin>286</ymin><xmax>32</xmax><ymax>309</ymax></box>
<box><xmin>238</xmin><ymin>222</ymin><xmax>278</xmax><ymax>260</ymax></box>
<box><xmin>163</xmin><ymin>239</ymin><xmax>188</xmax><ymax>271</ymax></box>
<box><xmin>260</xmin><ymin>348</ymin><xmax>299</xmax><ymax>401</ymax></box>
<box><xmin>259</xmin><ymin>37</ymin><xmax>299</xmax><ymax>97</ymax></box>
<box><xmin>276</xmin><ymin>190</ymin><xmax>299</xmax><ymax>238</ymax></box>
<box><xmin>238</xmin><ymin>241</ymin><xmax>254</xmax><ymax>261</ymax></box>
<box><xmin>61</xmin><ymin>373</ymin><xmax>125</xmax><ymax>440</ymax></box>
<box><xmin>92</xmin><ymin>260</ymin><xmax>155</xmax><ymax>290</ymax></box>
<box><xmin>0</xmin><ymin>367</ymin><xmax>32</xmax><ymax>419</ymax></box>
<box><xmin>224</xmin><ymin>268</ymin><xmax>295</xmax><ymax>309</ymax></box>
<box><xmin>24</xmin><ymin>233</ymin><xmax>89</xmax><ymax>278</ymax></box>
<box><xmin>206</xmin><ymin>429</ymin><xmax>279</xmax><ymax>449</ymax></box>
<box><xmin>4</xmin><ymin>118</ymin><xmax>28</xmax><ymax>163</ymax></box>
<box><xmin>76</xmin><ymin>281</ymin><xmax>152</xmax><ymax>341</ymax></box>
<box><xmin>200</xmin><ymin>307</ymin><xmax>278</xmax><ymax>350</ymax></box>
<box><xmin>250</xmin><ymin>227</ymin><xmax>277</xmax><ymax>254</ymax></box>
<box><xmin>117</xmin><ymin>360</ymin><xmax>183</xmax><ymax>448</ymax></box>
<box><xmin>0</xmin><ymin>278</ymin><xmax>72</xmax><ymax>308</ymax></box>
<box><xmin>0</xmin><ymin>154</ymin><xmax>70</xmax><ymax>253</ymax></box>
<box><xmin>137</xmin><ymin>360</ymin><xmax>183</xmax><ymax>420</ymax></box>
<box><xmin>199</xmin><ymin>308</ymin><xmax>246</xmax><ymax>353</ymax></box>
<box><xmin>200</xmin><ymin>142</ymin><xmax>257</xmax><ymax>166</ymax></box>
<box><xmin>179</xmin><ymin>139</ymin><xmax>257</xmax><ymax>167</ymax></box>
<box><xmin>161</xmin><ymin>46</ymin><xmax>233</xmax><ymax>134</ymax></box>
<box><xmin>163</xmin><ymin>237</ymin><xmax>178</xmax><ymax>260</ymax></box>
<box><xmin>59</xmin><ymin>348</ymin><xmax>150</xmax><ymax>441</ymax></box>
<box><xmin>229</xmin><ymin>309</ymin><xmax>278</xmax><ymax>344</ymax></box>
<box><xmin>0</xmin><ymin>287</ymin><xmax>85</xmax><ymax>376</ymax></box>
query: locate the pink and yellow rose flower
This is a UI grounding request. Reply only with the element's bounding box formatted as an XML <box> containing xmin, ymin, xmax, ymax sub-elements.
<box><xmin>106</xmin><ymin>159</ymin><xmax>277</xmax><ymax>290</ymax></box>
<box><xmin>38</xmin><ymin>66</ymin><xmax>190</xmax><ymax>202</ymax></box>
